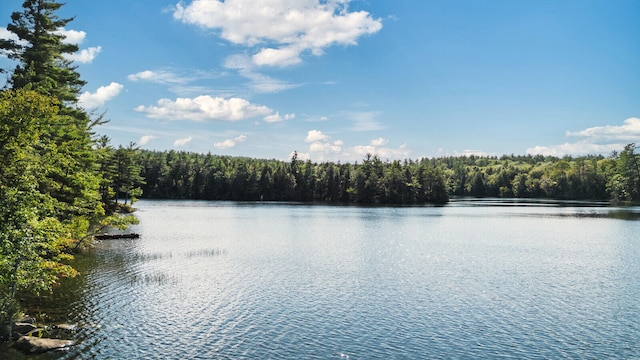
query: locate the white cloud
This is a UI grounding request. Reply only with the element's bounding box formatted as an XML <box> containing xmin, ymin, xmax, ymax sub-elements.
<box><xmin>78</xmin><ymin>82</ymin><xmax>124</xmax><ymax>109</ymax></box>
<box><xmin>527</xmin><ymin>118</ymin><xmax>640</xmax><ymax>156</ymax></box>
<box><xmin>174</xmin><ymin>0</ymin><xmax>383</xmax><ymax>67</ymax></box>
<box><xmin>303</xmin><ymin>130</ymin><xmax>408</xmax><ymax>162</ymax></box>
<box><xmin>566</xmin><ymin>117</ymin><xmax>640</xmax><ymax>142</ymax></box>
<box><xmin>128</xmin><ymin>69</ymin><xmax>189</xmax><ymax>84</ymax></box>
<box><xmin>139</xmin><ymin>135</ymin><xmax>157</xmax><ymax>145</ymax></box>
<box><xmin>305</xmin><ymin>130</ymin><xmax>330</xmax><ymax>143</ymax></box>
<box><xmin>526</xmin><ymin>142</ymin><xmax>623</xmax><ymax>157</ymax></box>
<box><xmin>56</xmin><ymin>27</ymin><xmax>86</xmax><ymax>44</ymax></box>
<box><xmin>370</xmin><ymin>137</ymin><xmax>388</xmax><ymax>146</ymax></box>
<box><xmin>135</xmin><ymin>95</ymin><xmax>274</xmax><ymax>121</ymax></box>
<box><xmin>350</xmin><ymin>143</ymin><xmax>410</xmax><ymax>160</ymax></box>
<box><xmin>174</xmin><ymin>136</ymin><xmax>193</xmax><ymax>147</ymax></box>
<box><xmin>214</xmin><ymin>134</ymin><xmax>247</xmax><ymax>149</ymax></box>
<box><xmin>264</xmin><ymin>112</ymin><xmax>295</xmax><ymax>123</ymax></box>
<box><xmin>64</xmin><ymin>46</ymin><xmax>102</xmax><ymax>63</ymax></box>
<box><xmin>53</xmin><ymin>27</ymin><xmax>102</xmax><ymax>63</ymax></box>
<box><xmin>253</xmin><ymin>46</ymin><xmax>302</xmax><ymax>67</ymax></box>
<box><xmin>310</xmin><ymin>140</ymin><xmax>342</xmax><ymax>154</ymax></box>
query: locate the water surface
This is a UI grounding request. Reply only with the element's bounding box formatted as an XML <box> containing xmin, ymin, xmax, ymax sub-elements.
<box><xmin>4</xmin><ymin>199</ymin><xmax>640</xmax><ymax>359</ymax></box>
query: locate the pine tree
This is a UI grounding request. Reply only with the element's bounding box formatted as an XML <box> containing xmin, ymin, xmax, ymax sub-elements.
<box><xmin>1</xmin><ymin>0</ymin><xmax>106</xmax><ymax>218</ymax></box>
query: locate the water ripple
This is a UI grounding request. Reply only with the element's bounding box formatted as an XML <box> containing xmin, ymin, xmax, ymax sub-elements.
<box><xmin>11</xmin><ymin>201</ymin><xmax>640</xmax><ymax>360</ymax></box>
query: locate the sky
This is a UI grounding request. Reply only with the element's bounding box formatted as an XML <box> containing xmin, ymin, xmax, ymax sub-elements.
<box><xmin>1</xmin><ymin>0</ymin><xmax>639</xmax><ymax>162</ymax></box>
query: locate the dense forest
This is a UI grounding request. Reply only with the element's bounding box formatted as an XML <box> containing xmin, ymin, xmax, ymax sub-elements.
<box><xmin>134</xmin><ymin>151</ymin><xmax>449</xmax><ymax>204</ymax></box>
<box><xmin>131</xmin><ymin>145</ymin><xmax>640</xmax><ymax>205</ymax></box>
<box><xmin>2</xmin><ymin>0</ymin><xmax>640</xmax><ymax>343</ymax></box>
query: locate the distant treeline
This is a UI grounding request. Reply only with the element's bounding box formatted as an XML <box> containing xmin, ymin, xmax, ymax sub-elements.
<box><xmin>135</xmin><ymin>151</ymin><xmax>449</xmax><ymax>204</ymax></box>
<box><xmin>132</xmin><ymin>144</ymin><xmax>640</xmax><ymax>204</ymax></box>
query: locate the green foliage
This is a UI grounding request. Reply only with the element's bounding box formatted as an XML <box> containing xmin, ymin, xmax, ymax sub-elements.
<box><xmin>135</xmin><ymin>150</ymin><xmax>449</xmax><ymax>204</ymax></box>
<box><xmin>0</xmin><ymin>90</ymin><xmax>83</xmax><ymax>338</ymax></box>
<box><xmin>132</xmin><ymin>147</ymin><xmax>640</xmax><ymax>204</ymax></box>
<box><xmin>608</xmin><ymin>144</ymin><xmax>640</xmax><ymax>202</ymax></box>
<box><xmin>1</xmin><ymin>1</ymin><xmax>137</xmax><ymax>336</ymax></box>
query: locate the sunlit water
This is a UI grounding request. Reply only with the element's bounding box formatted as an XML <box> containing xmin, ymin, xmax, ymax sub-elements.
<box><xmin>4</xmin><ymin>199</ymin><xmax>640</xmax><ymax>359</ymax></box>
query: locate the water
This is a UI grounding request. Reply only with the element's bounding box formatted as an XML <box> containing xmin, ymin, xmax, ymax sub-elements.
<box><xmin>3</xmin><ymin>199</ymin><xmax>640</xmax><ymax>359</ymax></box>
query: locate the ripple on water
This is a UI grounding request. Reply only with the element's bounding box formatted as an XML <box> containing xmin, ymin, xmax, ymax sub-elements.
<box><xmin>14</xmin><ymin>200</ymin><xmax>640</xmax><ymax>359</ymax></box>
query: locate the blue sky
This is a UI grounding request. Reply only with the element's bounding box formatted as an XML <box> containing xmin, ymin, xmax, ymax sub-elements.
<box><xmin>2</xmin><ymin>0</ymin><xmax>639</xmax><ymax>162</ymax></box>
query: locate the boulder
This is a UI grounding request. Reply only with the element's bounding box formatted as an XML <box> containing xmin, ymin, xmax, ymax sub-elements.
<box><xmin>14</xmin><ymin>335</ymin><xmax>75</xmax><ymax>353</ymax></box>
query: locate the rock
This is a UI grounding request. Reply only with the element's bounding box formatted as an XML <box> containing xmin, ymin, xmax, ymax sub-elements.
<box><xmin>54</xmin><ymin>323</ymin><xmax>77</xmax><ymax>331</ymax></box>
<box><xmin>17</xmin><ymin>316</ymin><xmax>36</xmax><ymax>324</ymax></box>
<box><xmin>14</xmin><ymin>336</ymin><xmax>75</xmax><ymax>353</ymax></box>
<box><xmin>12</xmin><ymin>322</ymin><xmax>38</xmax><ymax>335</ymax></box>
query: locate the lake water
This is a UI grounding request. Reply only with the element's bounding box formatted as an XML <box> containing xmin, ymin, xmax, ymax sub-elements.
<box><xmin>4</xmin><ymin>199</ymin><xmax>640</xmax><ymax>359</ymax></box>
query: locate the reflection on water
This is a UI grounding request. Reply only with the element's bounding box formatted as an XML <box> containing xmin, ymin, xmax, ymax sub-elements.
<box><xmin>3</xmin><ymin>199</ymin><xmax>640</xmax><ymax>359</ymax></box>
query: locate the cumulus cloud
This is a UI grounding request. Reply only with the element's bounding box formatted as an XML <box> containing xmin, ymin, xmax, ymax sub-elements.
<box><xmin>53</xmin><ymin>27</ymin><xmax>102</xmax><ymax>63</ymax></box>
<box><xmin>526</xmin><ymin>118</ymin><xmax>640</xmax><ymax>156</ymax></box>
<box><xmin>135</xmin><ymin>95</ymin><xmax>274</xmax><ymax>121</ymax></box>
<box><xmin>214</xmin><ymin>134</ymin><xmax>247</xmax><ymax>149</ymax></box>
<box><xmin>566</xmin><ymin>117</ymin><xmax>640</xmax><ymax>142</ymax></box>
<box><xmin>56</xmin><ymin>27</ymin><xmax>86</xmax><ymax>44</ymax></box>
<box><xmin>139</xmin><ymin>135</ymin><xmax>157</xmax><ymax>145</ymax></box>
<box><xmin>370</xmin><ymin>138</ymin><xmax>388</xmax><ymax>146</ymax></box>
<box><xmin>304</xmin><ymin>130</ymin><xmax>342</xmax><ymax>159</ymax></box>
<box><xmin>264</xmin><ymin>112</ymin><xmax>296</xmax><ymax>123</ymax></box>
<box><xmin>310</xmin><ymin>140</ymin><xmax>343</xmax><ymax>154</ymax></box>
<box><xmin>173</xmin><ymin>0</ymin><xmax>383</xmax><ymax>67</ymax></box>
<box><xmin>174</xmin><ymin>136</ymin><xmax>193</xmax><ymax>147</ymax></box>
<box><xmin>303</xmin><ymin>130</ymin><xmax>408</xmax><ymax>162</ymax></box>
<box><xmin>78</xmin><ymin>82</ymin><xmax>124</xmax><ymax>109</ymax></box>
<box><xmin>526</xmin><ymin>143</ymin><xmax>623</xmax><ymax>157</ymax></box>
<box><xmin>64</xmin><ymin>46</ymin><xmax>102</xmax><ymax>63</ymax></box>
<box><xmin>305</xmin><ymin>130</ymin><xmax>330</xmax><ymax>143</ymax></box>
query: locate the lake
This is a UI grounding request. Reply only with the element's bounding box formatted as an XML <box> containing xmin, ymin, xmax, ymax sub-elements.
<box><xmin>4</xmin><ymin>199</ymin><xmax>640</xmax><ymax>359</ymax></box>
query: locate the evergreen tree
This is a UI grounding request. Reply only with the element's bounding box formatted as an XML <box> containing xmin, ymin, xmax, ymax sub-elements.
<box><xmin>1</xmin><ymin>1</ymin><xmax>136</xmax><ymax>336</ymax></box>
<box><xmin>1</xmin><ymin>0</ymin><xmax>107</xmax><ymax>218</ymax></box>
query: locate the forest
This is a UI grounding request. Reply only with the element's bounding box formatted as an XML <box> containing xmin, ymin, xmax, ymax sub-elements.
<box><xmin>1</xmin><ymin>0</ymin><xmax>640</xmax><ymax>343</ymax></box>
<box><xmin>131</xmin><ymin>145</ymin><xmax>640</xmax><ymax>205</ymax></box>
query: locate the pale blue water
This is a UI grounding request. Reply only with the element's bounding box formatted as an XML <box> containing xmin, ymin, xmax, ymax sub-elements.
<box><xmin>5</xmin><ymin>199</ymin><xmax>640</xmax><ymax>359</ymax></box>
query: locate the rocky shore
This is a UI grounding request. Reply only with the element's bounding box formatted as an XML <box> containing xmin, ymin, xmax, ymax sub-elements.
<box><xmin>10</xmin><ymin>317</ymin><xmax>76</xmax><ymax>354</ymax></box>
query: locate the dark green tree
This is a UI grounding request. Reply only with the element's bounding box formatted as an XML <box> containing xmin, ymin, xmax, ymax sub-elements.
<box><xmin>114</xmin><ymin>143</ymin><xmax>145</xmax><ymax>205</ymax></box>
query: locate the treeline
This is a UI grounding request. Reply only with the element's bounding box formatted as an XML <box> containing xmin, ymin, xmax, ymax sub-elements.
<box><xmin>437</xmin><ymin>146</ymin><xmax>639</xmax><ymax>202</ymax></box>
<box><xmin>132</xmin><ymin>144</ymin><xmax>640</xmax><ymax>204</ymax></box>
<box><xmin>135</xmin><ymin>151</ymin><xmax>449</xmax><ymax>204</ymax></box>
